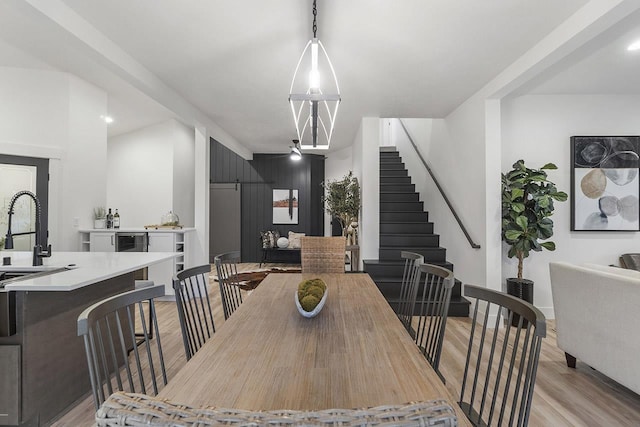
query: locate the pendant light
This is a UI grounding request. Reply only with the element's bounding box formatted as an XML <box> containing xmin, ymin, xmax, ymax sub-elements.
<box><xmin>289</xmin><ymin>0</ymin><xmax>340</xmax><ymax>150</ymax></box>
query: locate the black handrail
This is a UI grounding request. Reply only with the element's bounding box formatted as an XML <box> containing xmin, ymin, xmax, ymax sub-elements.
<box><xmin>397</xmin><ymin>119</ymin><xmax>480</xmax><ymax>249</ymax></box>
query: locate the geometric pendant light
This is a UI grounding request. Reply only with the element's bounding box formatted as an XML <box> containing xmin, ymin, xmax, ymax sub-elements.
<box><xmin>289</xmin><ymin>0</ymin><xmax>340</xmax><ymax>150</ymax></box>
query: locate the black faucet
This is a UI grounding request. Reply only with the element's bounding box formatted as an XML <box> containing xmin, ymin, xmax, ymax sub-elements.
<box><xmin>5</xmin><ymin>190</ymin><xmax>52</xmax><ymax>266</ymax></box>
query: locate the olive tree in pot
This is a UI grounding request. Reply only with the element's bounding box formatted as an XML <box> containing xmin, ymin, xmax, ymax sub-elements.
<box><xmin>502</xmin><ymin>160</ymin><xmax>567</xmax><ymax>323</ymax></box>
<box><xmin>322</xmin><ymin>171</ymin><xmax>361</xmax><ymax>241</ymax></box>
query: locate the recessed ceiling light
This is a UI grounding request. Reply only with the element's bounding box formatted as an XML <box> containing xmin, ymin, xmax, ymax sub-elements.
<box><xmin>101</xmin><ymin>115</ymin><xmax>114</xmax><ymax>124</ymax></box>
<box><xmin>627</xmin><ymin>40</ymin><xmax>640</xmax><ymax>51</ymax></box>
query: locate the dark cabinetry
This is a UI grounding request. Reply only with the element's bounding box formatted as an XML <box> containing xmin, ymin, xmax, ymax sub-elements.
<box><xmin>0</xmin><ymin>345</ymin><xmax>20</xmax><ymax>425</ymax></box>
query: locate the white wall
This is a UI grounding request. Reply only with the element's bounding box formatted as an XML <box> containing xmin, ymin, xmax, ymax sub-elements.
<box><xmin>389</xmin><ymin>108</ymin><xmax>489</xmax><ymax>291</ymax></box>
<box><xmin>108</xmin><ymin>121</ymin><xmax>173</xmax><ymax>227</ymax></box>
<box><xmin>0</xmin><ymin>67</ymin><xmax>107</xmax><ymax>251</ymax></box>
<box><xmin>172</xmin><ymin>121</ymin><xmax>196</xmax><ymax>226</ymax></box>
<box><xmin>501</xmin><ymin>94</ymin><xmax>640</xmax><ymax>317</ymax></box>
<box><xmin>351</xmin><ymin>118</ymin><xmax>380</xmax><ymax>268</ymax></box>
<box><xmin>324</xmin><ymin>146</ymin><xmax>353</xmax><ymax>236</ymax></box>
<box><xmin>107</xmin><ymin>119</ymin><xmax>195</xmax><ymax>227</ymax></box>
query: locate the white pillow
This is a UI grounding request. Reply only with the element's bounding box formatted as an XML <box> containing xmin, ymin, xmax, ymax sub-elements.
<box><xmin>288</xmin><ymin>231</ymin><xmax>305</xmax><ymax>249</ymax></box>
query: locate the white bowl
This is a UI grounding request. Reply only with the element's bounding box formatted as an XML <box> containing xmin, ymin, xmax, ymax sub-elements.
<box><xmin>295</xmin><ymin>287</ymin><xmax>328</xmax><ymax>318</ymax></box>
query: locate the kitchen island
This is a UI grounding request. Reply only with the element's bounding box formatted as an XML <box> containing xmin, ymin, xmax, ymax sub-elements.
<box><xmin>0</xmin><ymin>251</ymin><xmax>179</xmax><ymax>427</ymax></box>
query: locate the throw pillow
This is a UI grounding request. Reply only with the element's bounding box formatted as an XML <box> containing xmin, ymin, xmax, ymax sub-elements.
<box><xmin>288</xmin><ymin>231</ymin><xmax>306</xmax><ymax>249</ymax></box>
<box><xmin>260</xmin><ymin>231</ymin><xmax>273</xmax><ymax>249</ymax></box>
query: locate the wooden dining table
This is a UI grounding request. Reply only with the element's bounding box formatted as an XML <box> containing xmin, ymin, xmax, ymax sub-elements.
<box><xmin>158</xmin><ymin>273</ymin><xmax>471</xmax><ymax>425</ymax></box>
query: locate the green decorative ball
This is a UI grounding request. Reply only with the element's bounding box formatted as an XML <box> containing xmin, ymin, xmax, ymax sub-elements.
<box><xmin>300</xmin><ymin>294</ymin><xmax>321</xmax><ymax>312</ymax></box>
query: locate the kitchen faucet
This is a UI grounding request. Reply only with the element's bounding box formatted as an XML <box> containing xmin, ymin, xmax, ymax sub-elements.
<box><xmin>5</xmin><ymin>190</ymin><xmax>52</xmax><ymax>266</ymax></box>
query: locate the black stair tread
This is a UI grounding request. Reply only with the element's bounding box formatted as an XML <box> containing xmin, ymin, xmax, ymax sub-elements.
<box><xmin>379</xmin><ymin>190</ymin><xmax>416</xmax><ymax>193</ymax></box>
<box><xmin>364</xmin><ymin>259</ymin><xmax>453</xmax><ymax>267</ymax></box>
<box><xmin>373</xmin><ymin>276</ymin><xmax>463</xmax><ymax>284</ymax></box>
<box><xmin>379</xmin><ymin>246</ymin><xmax>445</xmax><ymax>251</ymax></box>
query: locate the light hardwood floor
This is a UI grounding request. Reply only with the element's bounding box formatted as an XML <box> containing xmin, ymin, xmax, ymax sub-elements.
<box><xmin>53</xmin><ymin>264</ymin><xmax>640</xmax><ymax>426</ymax></box>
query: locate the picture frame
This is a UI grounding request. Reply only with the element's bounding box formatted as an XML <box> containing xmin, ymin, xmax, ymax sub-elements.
<box><xmin>272</xmin><ymin>189</ymin><xmax>298</xmax><ymax>224</ymax></box>
<box><xmin>570</xmin><ymin>136</ymin><xmax>640</xmax><ymax>231</ymax></box>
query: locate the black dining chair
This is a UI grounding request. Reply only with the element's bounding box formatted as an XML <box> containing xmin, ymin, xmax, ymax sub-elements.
<box><xmin>173</xmin><ymin>264</ymin><xmax>216</xmax><ymax>360</ymax></box>
<box><xmin>395</xmin><ymin>251</ymin><xmax>424</xmax><ymax>332</ymax></box>
<box><xmin>77</xmin><ymin>285</ymin><xmax>167</xmax><ymax>410</ymax></box>
<box><xmin>412</xmin><ymin>263</ymin><xmax>454</xmax><ymax>381</ymax></box>
<box><xmin>214</xmin><ymin>251</ymin><xmax>244</xmax><ymax>320</ymax></box>
<box><xmin>459</xmin><ymin>285</ymin><xmax>546</xmax><ymax>427</ymax></box>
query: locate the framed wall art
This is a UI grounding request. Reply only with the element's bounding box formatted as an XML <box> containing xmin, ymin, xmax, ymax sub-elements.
<box><xmin>272</xmin><ymin>189</ymin><xmax>298</xmax><ymax>224</ymax></box>
<box><xmin>571</xmin><ymin>136</ymin><xmax>640</xmax><ymax>231</ymax></box>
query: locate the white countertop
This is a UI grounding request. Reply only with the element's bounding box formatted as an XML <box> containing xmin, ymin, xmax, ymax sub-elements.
<box><xmin>79</xmin><ymin>227</ymin><xmax>195</xmax><ymax>233</ymax></box>
<box><xmin>0</xmin><ymin>251</ymin><xmax>179</xmax><ymax>292</ymax></box>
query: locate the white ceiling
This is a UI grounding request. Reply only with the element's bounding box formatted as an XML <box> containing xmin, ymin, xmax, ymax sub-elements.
<box><xmin>0</xmin><ymin>0</ymin><xmax>598</xmax><ymax>153</ymax></box>
<box><xmin>523</xmin><ymin>8</ymin><xmax>640</xmax><ymax>95</ymax></box>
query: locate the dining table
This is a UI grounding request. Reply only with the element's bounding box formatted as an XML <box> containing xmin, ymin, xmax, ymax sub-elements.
<box><xmin>158</xmin><ymin>272</ymin><xmax>471</xmax><ymax>426</ymax></box>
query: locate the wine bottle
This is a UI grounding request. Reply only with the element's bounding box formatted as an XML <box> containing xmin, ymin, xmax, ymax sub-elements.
<box><xmin>106</xmin><ymin>208</ymin><xmax>113</xmax><ymax>229</ymax></box>
<box><xmin>113</xmin><ymin>209</ymin><xmax>120</xmax><ymax>229</ymax></box>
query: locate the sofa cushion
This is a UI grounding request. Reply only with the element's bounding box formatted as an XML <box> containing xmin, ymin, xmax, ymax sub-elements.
<box><xmin>288</xmin><ymin>231</ymin><xmax>305</xmax><ymax>249</ymax></box>
<box><xmin>260</xmin><ymin>230</ymin><xmax>281</xmax><ymax>249</ymax></box>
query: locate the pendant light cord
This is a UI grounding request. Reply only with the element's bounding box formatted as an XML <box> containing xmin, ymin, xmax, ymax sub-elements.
<box><xmin>312</xmin><ymin>0</ymin><xmax>317</xmax><ymax>38</ymax></box>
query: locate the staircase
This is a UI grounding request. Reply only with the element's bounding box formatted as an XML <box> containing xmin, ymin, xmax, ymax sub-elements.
<box><xmin>363</xmin><ymin>147</ymin><xmax>470</xmax><ymax>317</ymax></box>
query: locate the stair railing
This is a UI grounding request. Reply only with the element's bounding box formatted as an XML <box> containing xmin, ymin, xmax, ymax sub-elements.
<box><xmin>397</xmin><ymin>118</ymin><xmax>480</xmax><ymax>249</ymax></box>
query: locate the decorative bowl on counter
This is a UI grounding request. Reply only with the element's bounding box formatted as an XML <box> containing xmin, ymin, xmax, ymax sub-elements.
<box><xmin>295</xmin><ymin>278</ymin><xmax>327</xmax><ymax>318</ymax></box>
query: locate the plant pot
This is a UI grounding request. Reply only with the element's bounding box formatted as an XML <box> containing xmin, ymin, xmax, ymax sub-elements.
<box><xmin>506</xmin><ymin>278</ymin><xmax>533</xmax><ymax>327</ymax></box>
<box><xmin>94</xmin><ymin>219</ymin><xmax>106</xmax><ymax>229</ymax></box>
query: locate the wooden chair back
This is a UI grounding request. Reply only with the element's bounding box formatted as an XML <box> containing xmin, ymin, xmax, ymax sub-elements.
<box><xmin>173</xmin><ymin>264</ymin><xmax>215</xmax><ymax>360</ymax></box>
<box><xmin>413</xmin><ymin>263</ymin><xmax>454</xmax><ymax>379</ymax></box>
<box><xmin>214</xmin><ymin>251</ymin><xmax>243</xmax><ymax>320</ymax></box>
<box><xmin>396</xmin><ymin>251</ymin><xmax>424</xmax><ymax>331</ymax></box>
<box><xmin>459</xmin><ymin>285</ymin><xmax>546</xmax><ymax>427</ymax></box>
<box><xmin>77</xmin><ymin>285</ymin><xmax>167</xmax><ymax>410</ymax></box>
<box><xmin>300</xmin><ymin>236</ymin><xmax>346</xmax><ymax>274</ymax></box>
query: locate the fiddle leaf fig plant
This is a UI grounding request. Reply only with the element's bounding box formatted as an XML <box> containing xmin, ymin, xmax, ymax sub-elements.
<box><xmin>502</xmin><ymin>160</ymin><xmax>568</xmax><ymax>280</ymax></box>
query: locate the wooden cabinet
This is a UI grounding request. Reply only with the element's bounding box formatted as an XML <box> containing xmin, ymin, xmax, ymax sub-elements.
<box><xmin>89</xmin><ymin>232</ymin><xmax>115</xmax><ymax>252</ymax></box>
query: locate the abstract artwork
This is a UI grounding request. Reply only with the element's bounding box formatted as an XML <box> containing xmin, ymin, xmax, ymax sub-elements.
<box><xmin>571</xmin><ymin>136</ymin><xmax>640</xmax><ymax>231</ymax></box>
<box><xmin>272</xmin><ymin>189</ymin><xmax>298</xmax><ymax>224</ymax></box>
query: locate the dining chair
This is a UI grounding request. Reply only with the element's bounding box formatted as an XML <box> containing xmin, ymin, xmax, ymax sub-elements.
<box><xmin>214</xmin><ymin>251</ymin><xmax>244</xmax><ymax>320</ymax></box>
<box><xmin>77</xmin><ymin>285</ymin><xmax>167</xmax><ymax>410</ymax></box>
<box><xmin>459</xmin><ymin>285</ymin><xmax>546</xmax><ymax>427</ymax></box>
<box><xmin>173</xmin><ymin>264</ymin><xmax>215</xmax><ymax>361</ymax></box>
<box><xmin>395</xmin><ymin>251</ymin><xmax>424</xmax><ymax>332</ymax></box>
<box><xmin>300</xmin><ymin>236</ymin><xmax>346</xmax><ymax>274</ymax></box>
<box><xmin>412</xmin><ymin>263</ymin><xmax>454</xmax><ymax>380</ymax></box>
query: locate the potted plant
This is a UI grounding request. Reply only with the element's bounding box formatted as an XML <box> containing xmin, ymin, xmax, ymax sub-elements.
<box><xmin>93</xmin><ymin>207</ymin><xmax>106</xmax><ymax>229</ymax></box>
<box><xmin>322</xmin><ymin>171</ymin><xmax>361</xmax><ymax>239</ymax></box>
<box><xmin>502</xmin><ymin>160</ymin><xmax>567</xmax><ymax>318</ymax></box>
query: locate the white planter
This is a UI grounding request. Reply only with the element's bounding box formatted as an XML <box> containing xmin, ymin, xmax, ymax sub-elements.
<box><xmin>295</xmin><ymin>287</ymin><xmax>328</xmax><ymax>318</ymax></box>
<box><xmin>94</xmin><ymin>219</ymin><xmax>106</xmax><ymax>229</ymax></box>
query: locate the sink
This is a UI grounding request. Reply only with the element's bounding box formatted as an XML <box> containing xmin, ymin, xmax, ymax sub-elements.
<box><xmin>0</xmin><ymin>267</ymin><xmax>70</xmax><ymax>336</ymax></box>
